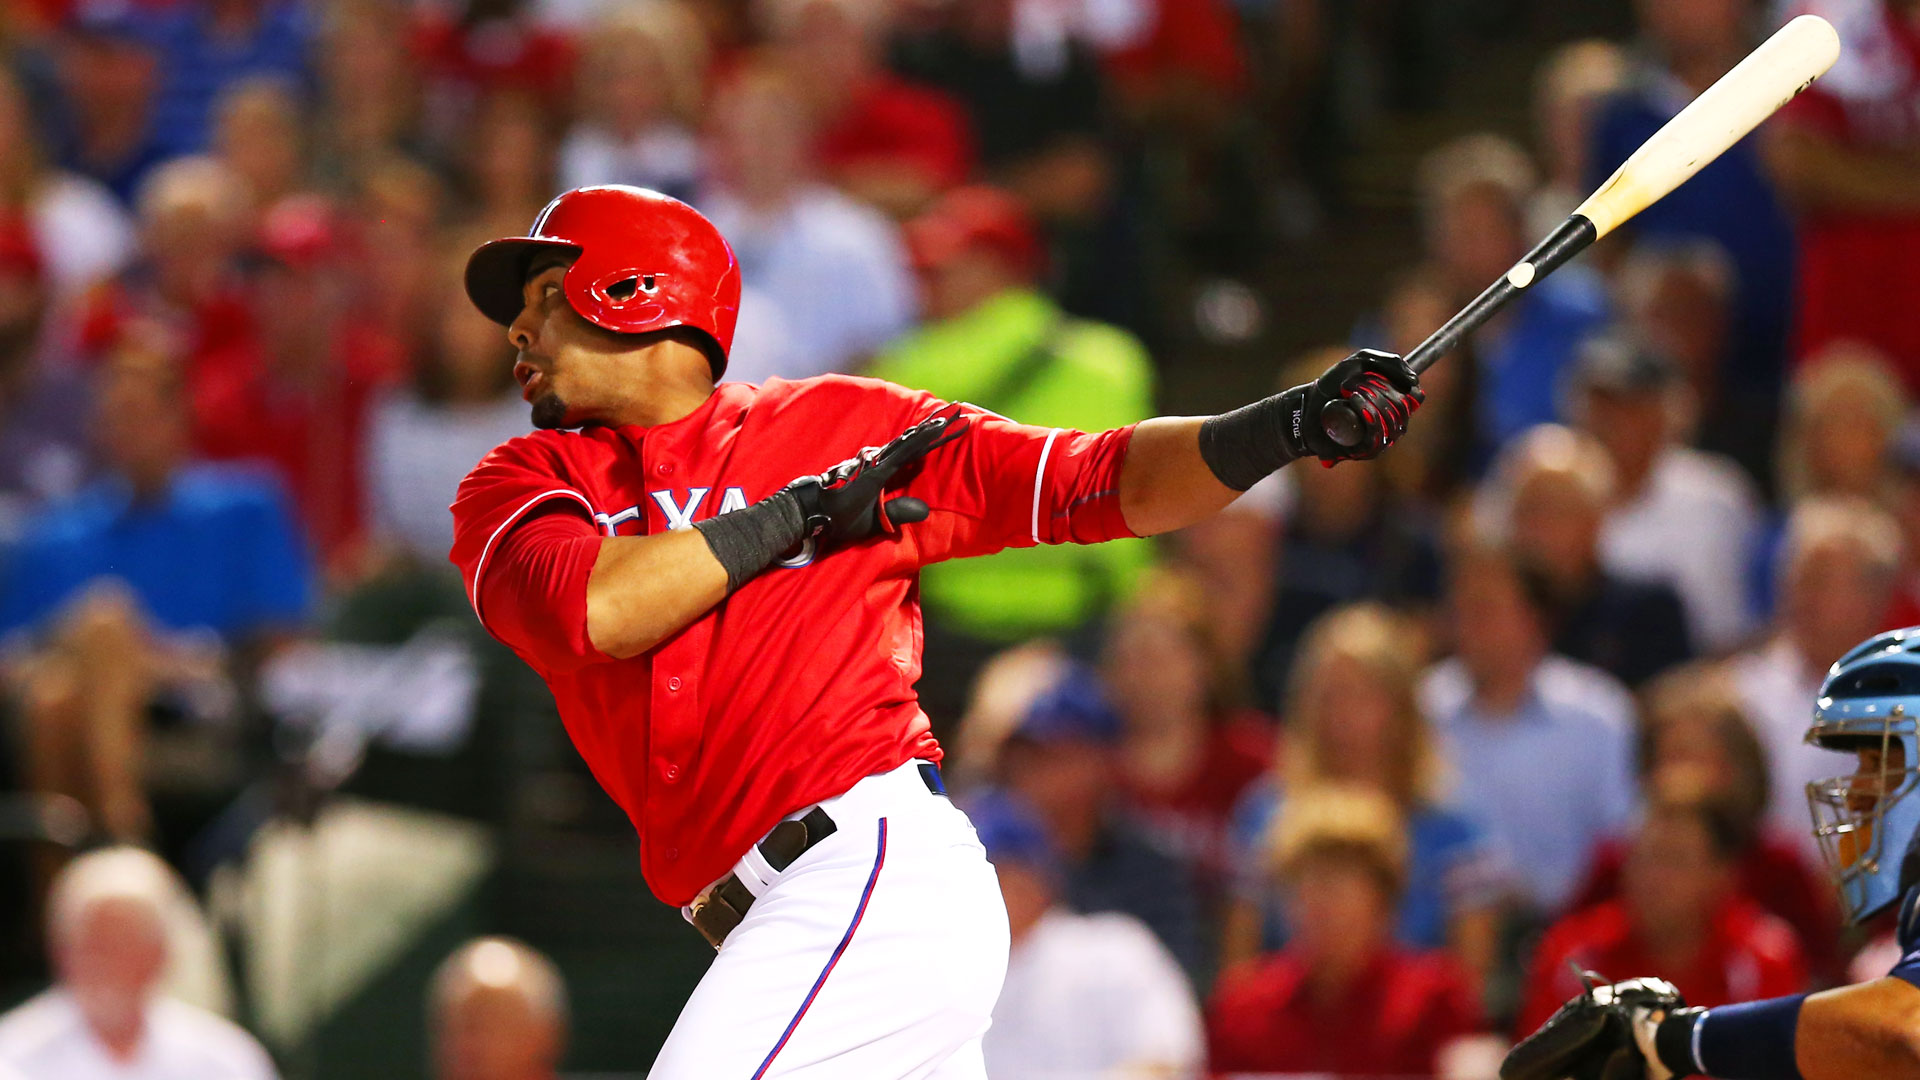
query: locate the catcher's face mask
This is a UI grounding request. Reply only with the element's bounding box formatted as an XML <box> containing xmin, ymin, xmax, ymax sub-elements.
<box><xmin>1805</xmin><ymin>630</ymin><xmax>1920</xmax><ymax>923</ymax></box>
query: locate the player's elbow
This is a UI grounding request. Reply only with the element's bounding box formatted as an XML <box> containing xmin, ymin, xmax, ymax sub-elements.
<box><xmin>583</xmin><ymin>590</ymin><xmax>668</xmax><ymax>659</ymax></box>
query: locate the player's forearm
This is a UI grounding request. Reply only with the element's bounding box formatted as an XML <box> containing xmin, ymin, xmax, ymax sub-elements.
<box><xmin>1116</xmin><ymin>416</ymin><xmax>1241</xmax><ymax>536</ymax></box>
<box><xmin>584</xmin><ymin>529</ymin><xmax>731</xmax><ymax>658</ymax></box>
<box><xmin>1795</xmin><ymin>979</ymin><xmax>1920</xmax><ymax>1080</ymax></box>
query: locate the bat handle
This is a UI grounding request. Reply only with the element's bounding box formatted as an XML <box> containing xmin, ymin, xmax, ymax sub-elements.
<box><xmin>1315</xmin><ymin>214</ymin><xmax>1599</xmax><ymax>450</ymax></box>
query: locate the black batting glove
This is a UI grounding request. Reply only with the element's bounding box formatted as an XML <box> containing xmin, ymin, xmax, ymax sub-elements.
<box><xmin>1287</xmin><ymin>348</ymin><xmax>1424</xmax><ymax>465</ymax></box>
<box><xmin>784</xmin><ymin>403</ymin><xmax>971</xmax><ymax>547</ymax></box>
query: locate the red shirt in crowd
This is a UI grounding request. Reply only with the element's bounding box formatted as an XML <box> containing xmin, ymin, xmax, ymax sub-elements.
<box><xmin>189</xmin><ymin>326</ymin><xmax>403</xmax><ymax>569</ymax></box>
<box><xmin>1566</xmin><ymin>834</ymin><xmax>1842</xmax><ymax>983</ymax></box>
<box><xmin>449</xmin><ymin>375</ymin><xmax>1136</xmax><ymax>905</ymax></box>
<box><xmin>1206</xmin><ymin>949</ymin><xmax>1479</xmax><ymax>1078</ymax></box>
<box><xmin>1515</xmin><ymin>896</ymin><xmax>1808</xmax><ymax>1037</ymax></box>
<box><xmin>1779</xmin><ymin>0</ymin><xmax>1920</xmax><ymax>386</ymax></box>
<box><xmin>1119</xmin><ymin>711</ymin><xmax>1274</xmax><ymax>888</ymax></box>
<box><xmin>814</xmin><ymin>75</ymin><xmax>976</xmax><ymax>193</ymax></box>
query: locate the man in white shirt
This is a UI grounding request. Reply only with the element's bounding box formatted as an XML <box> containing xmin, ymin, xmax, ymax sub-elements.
<box><xmin>971</xmin><ymin>790</ymin><xmax>1203</xmax><ymax>1080</ymax></box>
<box><xmin>1568</xmin><ymin>333</ymin><xmax>1762</xmax><ymax>653</ymax></box>
<box><xmin>1730</xmin><ymin>495</ymin><xmax>1903</xmax><ymax>857</ymax></box>
<box><xmin>698</xmin><ymin>63</ymin><xmax>917</xmax><ymax>385</ymax></box>
<box><xmin>0</xmin><ymin>847</ymin><xmax>277</xmax><ymax>1080</ymax></box>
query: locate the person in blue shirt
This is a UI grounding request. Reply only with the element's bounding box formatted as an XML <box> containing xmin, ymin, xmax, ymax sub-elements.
<box><xmin>0</xmin><ymin>347</ymin><xmax>312</xmax><ymax>843</ymax></box>
<box><xmin>1510</xmin><ymin>627</ymin><xmax>1920</xmax><ymax>1079</ymax></box>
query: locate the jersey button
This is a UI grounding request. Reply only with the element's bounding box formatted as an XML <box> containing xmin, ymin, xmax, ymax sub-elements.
<box><xmin>667</xmin><ymin>676</ymin><xmax>683</xmax><ymax>692</ymax></box>
<box><xmin>656</xmin><ymin>462</ymin><xmax>674</xmax><ymax>477</ymax></box>
<box><xmin>665</xmin><ymin>847</ymin><xmax>679</xmax><ymax>861</ymax></box>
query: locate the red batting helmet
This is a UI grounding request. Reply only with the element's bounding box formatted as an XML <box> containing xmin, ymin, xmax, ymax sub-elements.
<box><xmin>464</xmin><ymin>185</ymin><xmax>743</xmax><ymax>375</ymax></box>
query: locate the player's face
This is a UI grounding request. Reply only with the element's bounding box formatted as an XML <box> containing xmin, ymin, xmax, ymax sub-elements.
<box><xmin>508</xmin><ymin>255</ymin><xmax>629</xmax><ymax>429</ymax></box>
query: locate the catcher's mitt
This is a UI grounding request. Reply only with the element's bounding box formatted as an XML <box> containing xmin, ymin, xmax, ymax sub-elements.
<box><xmin>1502</xmin><ymin>971</ymin><xmax>1685</xmax><ymax>1080</ymax></box>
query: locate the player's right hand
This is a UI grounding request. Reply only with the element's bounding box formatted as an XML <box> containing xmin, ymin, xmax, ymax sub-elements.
<box><xmin>784</xmin><ymin>404</ymin><xmax>971</xmax><ymax>548</ymax></box>
<box><xmin>1287</xmin><ymin>348</ymin><xmax>1423</xmax><ymax>464</ymax></box>
<box><xmin>1502</xmin><ymin>974</ymin><xmax>1688</xmax><ymax>1080</ymax></box>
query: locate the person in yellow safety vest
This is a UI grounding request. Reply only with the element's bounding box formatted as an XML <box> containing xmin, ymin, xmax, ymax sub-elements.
<box><xmin>870</xmin><ymin>186</ymin><xmax>1156</xmax><ymax>737</ymax></box>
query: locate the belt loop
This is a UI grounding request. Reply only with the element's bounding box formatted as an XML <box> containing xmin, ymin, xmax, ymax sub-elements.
<box><xmin>735</xmin><ymin>842</ymin><xmax>781</xmax><ymax>898</ymax></box>
<box><xmin>918</xmin><ymin>761</ymin><xmax>947</xmax><ymax>795</ymax></box>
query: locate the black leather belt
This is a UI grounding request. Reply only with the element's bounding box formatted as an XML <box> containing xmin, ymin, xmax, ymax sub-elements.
<box><xmin>686</xmin><ymin>763</ymin><xmax>946</xmax><ymax>949</ymax></box>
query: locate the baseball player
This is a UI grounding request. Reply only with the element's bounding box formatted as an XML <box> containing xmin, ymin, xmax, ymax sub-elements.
<box><xmin>1506</xmin><ymin>627</ymin><xmax>1920</xmax><ymax>1080</ymax></box>
<box><xmin>449</xmin><ymin>184</ymin><xmax>1422</xmax><ymax>1079</ymax></box>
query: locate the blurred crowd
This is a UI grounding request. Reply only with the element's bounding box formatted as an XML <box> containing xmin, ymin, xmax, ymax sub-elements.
<box><xmin>0</xmin><ymin>0</ymin><xmax>1917</xmax><ymax>1075</ymax></box>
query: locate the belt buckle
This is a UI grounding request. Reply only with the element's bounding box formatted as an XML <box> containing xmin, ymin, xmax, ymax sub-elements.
<box><xmin>687</xmin><ymin>882</ymin><xmax>744</xmax><ymax>950</ymax></box>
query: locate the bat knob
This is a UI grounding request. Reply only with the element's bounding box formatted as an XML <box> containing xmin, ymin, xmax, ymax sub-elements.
<box><xmin>1319</xmin><ymin>401</ymin><xmax>1366</xmax><ymax>448</ymax></box>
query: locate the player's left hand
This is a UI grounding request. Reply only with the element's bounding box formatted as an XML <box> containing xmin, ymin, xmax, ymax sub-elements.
<box><xmin>1502</xmin><ymin>974</ymin><xmax>1688</xmax><ymax>1080</ymax></box>
<box><xmin>1285</xmin><ymin>348</ymin><xmax>1424</xmax><ymax>465</ymax></box>
<box><xmin>786</xmin><ymin>404</ymin><xmax>972</xmax><ymax>547</ymax></box>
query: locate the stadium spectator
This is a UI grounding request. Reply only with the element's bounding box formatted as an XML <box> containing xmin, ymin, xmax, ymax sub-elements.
<box><xmin>190</xmin><ymin>196</ymin><xmax>403</xmax><ymax>572</ymax></box>
<box><xmin>1420</xmin><ymin>543</ymin><xmax>1638</xmax><ymax>916</ymax></box>
<box><xmin>1730</xmin><ymin>496</ymin><xmax>1902</xmax><ymax>857</ymax></box>
<box><xmin>1514</xmin><ymin>796</ymin><xmax>1808</xmax><ymax>1036</ymax></box>
<box><xmin>79</xmin><ymin>156</ymin><xmax>255</xmax><ymax>370</ymax></box>
<box><xmin>555</xmin><ymin>1</ymin><xmax>704</xmax><ymax>201</ymax></box>
<box><xmin>1567</xmin><ymin>334</ymin><xmax>1762</xmax><ymax>653</ymax></box>
<box><xmin>874</xmin><ymin>185</ymin><xmax>1154</xmax><ymax>730</ymax></box>
<box><xmin>0</xmin><ymin>344</ymin><xmax>312</xmax><ymax>843</ymax></box>
<box><xmin>313</xmin><ymin>0</ymin><xmax>426</xmax><ymax>187</ymax></box>
<box><xmin>1885</xmin><ymin>421</ymin><xmax>1920</xmax><ymax>629</ymax></box>
<box><xmin>1588</xmin><ymin>0</ymin><xmax>1798</xmax><ymax>410</ymax></box>
<box><xmin>1102</xmin><ymin>569</ymin><xmax>1273</xmax><ymax>893</ymax></box>
<box><xmin>700</xmin><ymin>63</ymin><xmax>916</xmax><ymax>384</ymax></box>
<box><xmin>759</xmin><ymin>0</ymin><xmax>975</xmax><ymax>217</ymax></box>
<box><xmin>1419</xmin><ymin>134</ymin><xmax>1609</xmax><ymax>452</ymax></box>
<box><xmin>890</xmin><ymin>0</ymin><xmax>1112</xmax><ymax>225</ymax></box>
<box><xmin>1767</xmin><ymin>0</ymin><xmax>1920</xmax><ymax>389</ymax></box>
<box><xmin>458</xmin><ymin>91</ymin><xmax>559</xmax><ymax>239</ymax></box>
<box><xmin>1529</xmin><ymin>40</ymin><xmax>1627</xmax><ymax>239</ymax></box>
<box><xmin>972</xmin><ymin>790</ymin><xmax>1204</xmax><ymax>1080</ymax></box>
<box><xmin>1480</xmin><ymin>424</ymin><xmax>1695</xmax><ymax>686</ymax></box>
<box><xmin>0</xmin><ymin>218</ymin><xmax>94</xmax><ymax>547</ymax></box>
<box><xmin>0</xmin><ymin>847</ymin><xmax>276</xmax><ymax>1079</ymax></box>
<box><xmin>366</xmin><ymin>243</ymin><xmax>529</xmax><ymax>564</ymax></box>
<box><xmin>142</xmin><ymin>0</ymin><xmax>314</xmax><ymax>159</ymax></box>
<box><xmin>1611</xmin><ymin>240</ymin><xmax>1767</xmax><ymax>477</ymax></box>
<box><xmin>47</xmin><ymin>2</ymin><xmax>171</xmax><ymax>206</ymax></box>
<box><xmin>1776</xmin><ymin>342</ymin><xmax>1906</xmax><ymax>505</ymax></box>
<box><xmin>1207</xmin><ymin>785</ymin><xmax>1481</xmax><ymax>1078</ymax></box>
<box><xmin>1225</xmin><ymin>604</ymin><xmax>1503</xmax><ymax>986</ymax></box>
<box><xmin>1565</xmin><ymin>664</ymin><xmax>1842</xmax><ymax>981</ymax></box>
<box><xmin>408</xmin><ymin>0</ymin><xmax>576</xmax><ymax>154</ymax></box>
<box><xmin>349</xmin><ymin>157</ymin><xmax>452</xmax><ymax>353</ymax></box>
<box><xmin>996</xmin><ymin>663</ymin><xmax>1206</xmax><ymax>981</ymax></box>
<box><xmin>211</xmin><ymin>78</ymin><xmax>309</xmax><ymax>222</ymax></box>
<box><xmin>0</xmin><ymin>64</ymin><xmax>136</xmax><ymax>317</ymax></box>
<box><xmin>430</xmin><ymin>937</ymin><xmax>568</xmax><ymax>1080</ymax></box>
<box><xmin>1246</xmin><ymin>350</ymin><xmax>1445</xmax><ymax>704</ymax></box>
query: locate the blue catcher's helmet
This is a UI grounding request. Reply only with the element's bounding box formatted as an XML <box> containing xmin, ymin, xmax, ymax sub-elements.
<box><xmin>1806</xmin><ymin>627</ymin><xmax>1920</xmax><ymax>923</ymax></box>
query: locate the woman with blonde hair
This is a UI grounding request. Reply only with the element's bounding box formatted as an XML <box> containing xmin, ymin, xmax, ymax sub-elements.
<box><xmin>1221</xmin><ymin>602</ymin><xmax>1504</xmax><ymax>985</ymax></box>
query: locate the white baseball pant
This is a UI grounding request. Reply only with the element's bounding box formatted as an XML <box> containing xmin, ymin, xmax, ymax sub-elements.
<box><xmin>649</xmin><ymin>759</ymin><xmax>1010</xmax><ymax>1079</ymax></box>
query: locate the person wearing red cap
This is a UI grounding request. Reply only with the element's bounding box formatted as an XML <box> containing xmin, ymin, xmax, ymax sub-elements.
<box><xmin>868</xmin><ymin>185</ymin><xmax>1154</xmax><ymax>733</ymax></box>
<box><xmin>450</xmin><ymin>183</ymin><xmax>1422</xmax><ymax>1078</ymax></box>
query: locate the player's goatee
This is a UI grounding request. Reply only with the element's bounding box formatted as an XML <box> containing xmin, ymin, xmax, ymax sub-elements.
<box><xmin>530</xmin><ymin>393</ymin><xmax>570</xmax><ymax>430</ymax></box>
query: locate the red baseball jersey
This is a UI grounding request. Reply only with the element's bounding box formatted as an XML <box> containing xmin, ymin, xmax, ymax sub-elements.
<box><xmin>449</xmin><ymin>374</ymin><xmax>1137</xmax><ymax>905</ymax></box>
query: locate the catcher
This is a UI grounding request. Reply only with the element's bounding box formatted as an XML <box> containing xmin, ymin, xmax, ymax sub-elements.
<box><xmin>1505</xmin><ymin>628</ymin><xmax>1920</xmax><ymax>1080</ymax></box>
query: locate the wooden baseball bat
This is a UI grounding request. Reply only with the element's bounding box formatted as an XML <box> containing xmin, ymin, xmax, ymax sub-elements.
<box><xmin>1320</xmin><ymin>13</ymin><xmax>1841</xmax><ymax>447</ymax></box>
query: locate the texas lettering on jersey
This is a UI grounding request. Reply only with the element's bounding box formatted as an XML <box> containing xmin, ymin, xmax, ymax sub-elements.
<box><xmin>447</xmin><ymin>374</ymin><xmax>1137</xmax><ymax>905</ymax></box>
